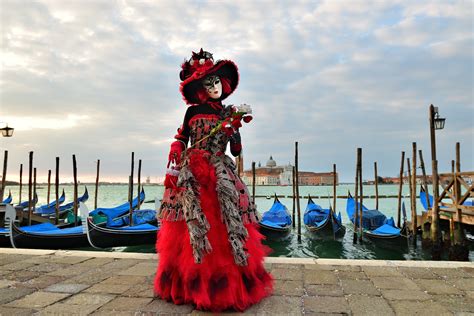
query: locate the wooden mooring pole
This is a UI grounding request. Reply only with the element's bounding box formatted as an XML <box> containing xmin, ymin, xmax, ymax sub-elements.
<box><xmin>73</xmin><ymin>155</ymin><xmax>78</xmax><ymax>226</ymax></box>
<box><xmin>1</xmin><ymin>150</ymin><xmax>8</xmax><ymax>201</ymax></box>
<box><xmin>47</xmin><ymin>170</ymin><xmax>51</xmax><ymax>205</ymax></box>
<box><xmin>129</xmin><ymin>152</ymin><xmax>135</xmax><ymax>226</ymax></box>
<box><xmin>450</xmin><ymin>142</ymin><xmax>468</xmax><ymax>261</ymax></box>
<box><xmin>28</xmin><ymin>151</ymin><xmax>33</xmax><ymax>226</ymax></box>
<box><xmin>397</xmin><ymin>151</ymin><xmax>405</xmax><ymax>228</ymax></box>
<box><xmin>406</xmin><ymin>157</ymin><xmax>413</xmax><ymax>234</ymax></box>
<box><xmin>411</xmin><ymin>142</ymin><xmax>417</xmax><ymax>245</ymax></box>
<box><xmin>19</xmin><ymin>164</ymin><xmax>23</xmax><ymax>205</ymax></box>
<box><xmin>332</xmin><ymin>164</ymin><xmax>337</xmax><ymax>214</ymax></box>
<box><xmin>374</xmin><ymin>162</ymin><xmax>379</xmax><ymax>210</ymax></box>
<box><xmin>251</xmin><ymin>161</ymin><xmax>256</xmax><ymax>205</ymax></box>
<box><xmin>33</xmin><ymin>168</ymin><xmax>37</xmax><ymax>216</ymax></box>
<box><xmin>137</xmin><ymin>159</ymin><xmax>142</xmax><ymax>210</ymax></box>
<box><xmin>358</xmin><ymin>148</ymin><xmax>363</xmax><ymax>243</ymax></box>
<box><xmin>94</xmin><ymin>160</ymin><xmax>100</xmax><ymax>210</ymax></box>
<box><xmin>292</xmin><ymin>166</ymin><xmax>296</xmax><ymax>228</ymax></box>
<box><xmin>295</xmin><ymin>141</ymin><xmax>301</xmax><ymax>242</ymax></box>
<box><xmin>55</xmin><ymin>157</ymin><xmax>60</xmax><ymax>225</ymax></box>
<box><xmin>429</xmin><ymin>105</ymin><xmax>442</xmax><ymax>259</ymax></box>
<box><xmin>419</xmin><ymin>149</ymin><xmax>431</xmax><ymax>244</ymax></box>
<box><xmin>353</xmin><ymin>148</ymin><xmax>360</xmax><ymax>244</ymax></box>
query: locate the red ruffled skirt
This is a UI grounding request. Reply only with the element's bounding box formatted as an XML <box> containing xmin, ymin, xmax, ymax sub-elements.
<box><xmin>154</xmin><ymin>155</ymin><xmax>273</xmax><ymax>312</ymax></box>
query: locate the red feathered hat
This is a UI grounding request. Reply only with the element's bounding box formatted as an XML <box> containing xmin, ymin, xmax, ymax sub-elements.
<box><xmin>179</xmin><ymin>49</ymin><xmax>239</xmax><ymax>105</ymax></box>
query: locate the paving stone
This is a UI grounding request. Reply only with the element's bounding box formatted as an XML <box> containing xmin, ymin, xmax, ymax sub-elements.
<box><xmin>118</xmin><ymin>262</ymin><xmax>156</xmax><ymax>277</ymax></box>
<box><xmin>461</xmin><ymin>267</ymin><xmax>474</xmax><ymax>277</ymax></box>
<box><xmin>141</xmin><ymin>298</ymin><xmax>194</xmax><ymax>314</ymax></box>
<box><xmin>63</xmin><ymin>293</ymin><xmax>115</xmax><ymax>306</ymax></box>
<box><xmin>347</xmin><ymin>295</ymin><xmax>394</xmax><ymax>316</ymax></box>
<box><xmin>336</xmin><ymin>271</ymin><xmax>368</xmax><ymax>280</ymax></box>
<box><xmin>49</xmin><ymin>256</ymin><xmax>93</xmax><ymax>265</ymax></box>
<box><xmin>26</xmin><ymin>262</ymin><xmax>70</xmax><ymax>273</ymax></box>
<box><xmin>431</xmin><ymin>268</ymin><xmax>471</xmax><ymax>279</ymax></box>
<box><xmin>414</xmin><ymin>279</ymin><xmax>463</xmax><ymax>295</ymax></box>
<box><xmin>370</xmin><ymin>276</ymin><xmax>420</xmax><ymax>290</ymax></box>
<box><xmin>305</xmin><ymin>284</ymin><xmax>344</xmax><ymax>296</ymax></box>
<box><xmin>390</xmin><ymin>300</ymin><xmax>453</xmax><ymax>316</ymax></box>
<box><xmin>63</xmin><ymin>269</ymin><xmax>116</xmax><ymax>285</ymax></box>
<box><xmin>0</xmin><ymin>287</ymin><xmax>35</xmax><ymax>304</ymax></box>
<box><xmin>253</xmin><ymin>295</ymin><xmax>301</xmax><ymax>314</ymax></box>
<box><xmin>466</xmin><ymin>291</ymin><xmax>474</xmax><ymax>299</ymax></box>
<box><xmin>431</xmin><ymin>294</ymin><xmax>474</xmax><ymax>313</ymax></box>
<box><xmin>447</xmin><ymin>278</ymin><xmax>474</xmax><ymax>291</ymax></box>
<box><xmin>304</xmin><ymin>295</ymin><xmax>349</xmax><ymax>314</ymax></box>
<box><xmin>304</xmin><ymin>270</ymin><xmax>339</xmax><ymax>285</ymax></box>
<box><xmin>102</xmin><ymin>259</ymin><xmax>141</xmax><ymax>270</ymax></box>
<box><xmin>271</xmin><ymin>268</ymin><xmax>303</xmax><ymax>281</ymax></box>
<box><xmin>85</xmin><ymin>283</ymin><xmax>133</xmax><ymax>294</ymax></box>
<box><xmin>263</xmin><ymin>262</ymin><xmax>272</xmax><ymax>271</ymax></box>
<box><xmin>398</xmin><ymin>267</ymin><xmax>440</xmax><ymax>279</ymax></box>
<box><xmin>90</xmin><ymin>310</ymin><xmax>141</xmax><ymax>315</ymax></box>
<box><xmin>273</xmin><ymin>279</ymin><xmax>304</xmax><ymax>296</ymax></box>
<box><xmin>340</xmin><ymin>279</ymin><xmax>380</xmax><ymax>296</ymax></box>
<box><xmin>44</xmin><ymin>283</ymin><xmax>90</xmax><ymax>294</ymax></box>
<box><xmin>100</xmin><ymin>275</ymin><xmax>148</xmax><ymax>285</ymax></box>
<box><xmin>363</xmin><ymin>266</ymin><xmax>403</xmax><ymax>277</ymax></box>
<box><xmin>39</xmin><ymin>302</ymin><xmax>103</xmax><ymax>315</ymax></box>
<box><xmin>19</xmin><ymin>275</ymin><xmax>68</xmax><ymax>290</ymax></box>
<box><xmin>305</xmin><ymin>264</ymin><xmax>357</xmax><ymax>271</ymax></box>
<box><xmin>0</xmin><ymin>254</ymin><xmax>34</xmax><ymax>266</ymax></box>
<box><xmin>272</xmin><ymin>263</ymin><xmax>303</xmax><ymax>270</ymax></box>
<box><xmin>381</xmin><ymin>289</ymin><xmax>431</xmax><ymax>301</ymax></box>
<box><xmin>46</xmin><ymin>265</ymin><xmax>93</xmax><ymax>277</ymax></box>
<box><xmin>75</xmin><ymin>257</ymin><xmax>115</xmax><ymax>267</ymax></box>
<box><xmin>123</xmin><ymin>282</ymin><xmax>155</xmax><ymax>298</ymax></box>
<box><xmin>0</xmin><ymin>306</ymin><xmax>39</xmax><ymax>316</ymax></box>
<box><xmin>98</xmin><ymin>297</ymin><xmax>153</xmax><ymax>311</ymax></box>
<box><xmin>0</xmin><ymin>261</ymin><xmax>38</xmax><ymax>271</ymax></box>
<box><xmin>5</xmin><ymin>291</ymin><xmax>71</xmax><ymax>308</ymax></box>
<box><xmin>0</xmin><ymin>279</ymin><xmax>16</xmax><ymax>288</ymax></box>
<box><xmin>5</xmin><ymin>270</ymin><xmax>42</xmax><ymax>282</ymax></box>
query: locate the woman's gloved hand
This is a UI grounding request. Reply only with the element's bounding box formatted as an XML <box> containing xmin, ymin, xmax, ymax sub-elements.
<box><xmin>229</xmin><ymin>131</ymin><xmax>242</xmax><ymax>157</ymax></box>
<box><xmin>168</xmin><ymin>141</ymin><xmax>185</xmax><ymax>166</ymax></box>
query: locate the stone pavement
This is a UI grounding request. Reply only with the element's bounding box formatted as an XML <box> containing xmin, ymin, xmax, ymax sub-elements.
<box><xmin>0</xmin><ymin>248</ymin><xmax>473</xmax><ymax>315</ymax></box>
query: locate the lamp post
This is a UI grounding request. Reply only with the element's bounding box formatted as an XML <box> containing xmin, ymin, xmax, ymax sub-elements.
<box><xmin>429</xmin><ymin>104</ymin><xmax>446</xmax><ymax>246</ymax></box>
<box><xmin>0</xmin><ymin>123</ymin><xmax>14</xmax><ymax>137</ymax></box>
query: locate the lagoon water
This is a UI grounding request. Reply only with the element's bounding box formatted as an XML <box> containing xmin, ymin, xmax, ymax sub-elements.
<box><xmin>5</xmin><ymin>183</ymin><xmax>473</xmax><ymax>261</ymax></box>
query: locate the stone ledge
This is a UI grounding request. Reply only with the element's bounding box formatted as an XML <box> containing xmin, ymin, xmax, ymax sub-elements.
<box><xmin>1</xmin><ymin>248</ymin><xmax>473</xmax><ymax>268</ymax></box>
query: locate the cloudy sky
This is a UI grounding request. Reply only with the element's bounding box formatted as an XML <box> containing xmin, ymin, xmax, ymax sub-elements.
<box><xmin>1</xmin><ymin>0</ymin><xmax>473</xmax><ymax>183</ymax></box>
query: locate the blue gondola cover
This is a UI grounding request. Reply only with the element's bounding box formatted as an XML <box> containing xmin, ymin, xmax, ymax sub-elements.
<box><xmin>108</xmin><ymin>209</ymin><xmax>156</xmax><ymax>227</ymax></box>
<box><xmin>346</xmin><ymin>196</ymin><xmax>386</xmax><ymax>230</ymax></box>
<box><xmin>261</xmin><ymin>199</ymin><xmax>292</xmax><ymax>228</ymax></box>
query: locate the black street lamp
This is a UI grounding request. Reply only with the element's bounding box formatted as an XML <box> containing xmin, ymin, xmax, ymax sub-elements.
<box><xmin>0</xmin><ymin>123</ymin><xmax>14</xmax><ymax>137</ymax></box>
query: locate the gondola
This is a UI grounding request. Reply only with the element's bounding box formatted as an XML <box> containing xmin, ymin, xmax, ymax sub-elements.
<box><xmin>35</xmin><ymin>189</ymin><xmax>66</xmax><ymax>213</ymax></box>
<box><xmin>258</xmin><ymin>194</ymin><xmax>292</xmax><ymax>239</ymax></box>
<box><xmin>2</xmin><ymin>191</ymin><xmax>12</xmax><ymax>204</ymax></box>
<box><xmin>304</xmin><ymin>195</ymin><xmax>345</xmax><ymax>239</ymax></box>
<box><xmin>3</xmin><ymin>189</ymin><xmax>146</xmax><ymax>249</ymax></box>
<box><xmin>35</xmin><ymin>187</ymin><xmax>89</xmax><ymax>217</ymax></box>
<box><xmin>16</xmin><ymin>193</ymin><xmax>38</xmax><ymax>209</ymax></box>
<box><xmin>80</xmin><ymin>201</ymin><xmax>159</xmax><ymax>249</ymax></box>
<box><xmin>346</xmin><ymin>192</ymin><xmax>408</xmax><ymax>246</ymax></box>
<box><xmin>88</xmin><ymin>188</ymin><xmax>145</xmax><ymax>225</ymax></box>
<box><xmin>5</xmin><ymin>204</ymin><xmax>89</xmax><ymax>249</ymax></box>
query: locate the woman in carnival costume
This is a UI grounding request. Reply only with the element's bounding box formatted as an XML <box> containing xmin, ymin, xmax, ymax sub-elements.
<box><xmin>154</xmin><ymin>49</ymin><xmax>273</xmax><ymax>312</ymax></box>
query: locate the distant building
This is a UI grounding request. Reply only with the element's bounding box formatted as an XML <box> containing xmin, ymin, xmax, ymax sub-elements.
<box><xmin>241</xmin><ymin>156</ymin><xmax>338</xmax><ymax>186</ymax></box>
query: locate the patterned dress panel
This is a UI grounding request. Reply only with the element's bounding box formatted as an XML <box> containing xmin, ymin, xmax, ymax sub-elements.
<box><xmin>188</xmin><ymin>114</ymin><xmax>228</xmax><ymax>154</ymax></box>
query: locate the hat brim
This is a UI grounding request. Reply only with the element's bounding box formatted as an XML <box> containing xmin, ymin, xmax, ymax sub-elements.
<box><xmin>180</xmin><ymin>60</ymin><xmax>239</xmax><ymax>105</ymax></box>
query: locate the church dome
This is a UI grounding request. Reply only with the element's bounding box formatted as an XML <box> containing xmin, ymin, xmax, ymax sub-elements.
<box><xmin>266</xmin><ymin>156</ymin><xmax>277</xmax><ymax>168</ymax></box>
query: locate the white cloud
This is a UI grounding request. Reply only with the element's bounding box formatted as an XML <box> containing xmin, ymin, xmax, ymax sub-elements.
<box><xmin>1</xmin><ymin>0</ymin><xmax>472</xmax><ymax>182</ymax></box>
